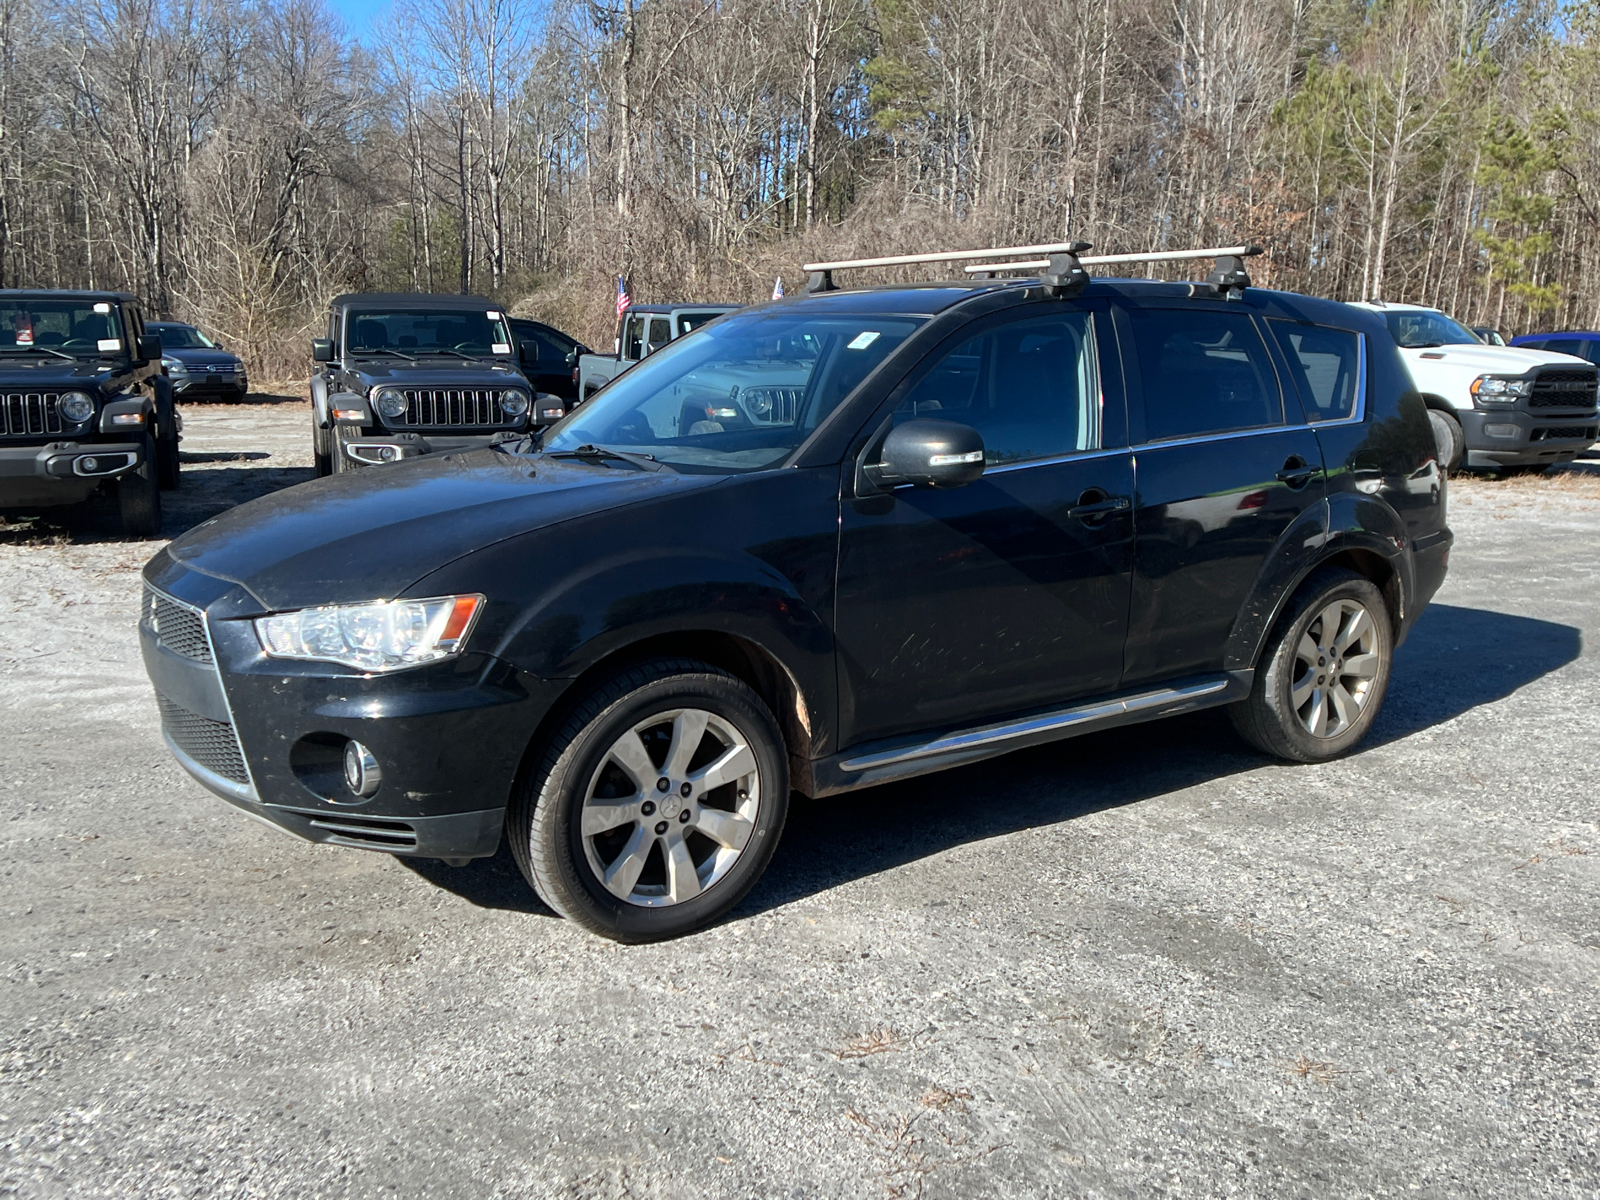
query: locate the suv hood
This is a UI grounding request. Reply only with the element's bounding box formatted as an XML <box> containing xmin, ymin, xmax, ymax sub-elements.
<box><xmin>348</xmin><ymin>358</ymin><xmax>527</xmax><ymax>391</ymax></box>
<box><xmin>163</xmin><ymin>347</ymin><xmax>243</xmax><ymax>369</ymax></box>
<box><xmin>1395</xmin><ymin>343</ymin><xmax>1588</xmax><ymax>373</ymax></box>
<box><xmin>156</xmin><ymin>448</ymin><xmax>722</xmax><ymax>612</ymax></box>
<box><xmin>0</xmin><ymin>357</ymin><xmax>114</xmax><ymax>388</ymax></box>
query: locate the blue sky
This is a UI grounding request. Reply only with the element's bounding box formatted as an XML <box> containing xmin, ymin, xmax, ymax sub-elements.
<box><xmin>327</xmin><ymin>0</ymin><xmax>393</xmax><ymax>41</ymax></box>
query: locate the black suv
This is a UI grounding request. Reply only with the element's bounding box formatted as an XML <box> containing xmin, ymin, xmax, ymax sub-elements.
<box><xmin>142</xmin><ymin>254</ymin><xmax>1451</xmax><ymax>941</ymax></box>
<box><xmin>0</xmin><ymin>290</ymin><xmax>175</xmax><ymax>536</ymax></box>
<box><xmin>148</xmin><ymin>320</ymin><xmax>248</xmax><ymax>401</ymax></box>
<box><xmin>309</xmin><ymin>293</ymin><xmax>543</xmax><ymax>475</ymax></box>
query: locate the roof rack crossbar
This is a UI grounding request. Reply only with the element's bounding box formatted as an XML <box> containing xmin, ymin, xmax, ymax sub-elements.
<box><xmin>802</xmin><ymin>241</ymin><xmax>1093</xmax><ymax>274</ymax></box>
<box><xmin>963</xmin><ymin>244</ymin><xmax>1262</xmax><ymax>273</ymax></box>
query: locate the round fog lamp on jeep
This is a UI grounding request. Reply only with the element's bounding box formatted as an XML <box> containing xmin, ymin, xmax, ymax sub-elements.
<box><xmin>1471</xmin><ymin>375</ymin><xmax>1532</xmax><ymax>404</ymax></box>
<box><xmin>374</xmin><ymin>388</ymin><xmax>407</xmax><ymax>418</ymax></box>
<box><xmin>57</xmin><ymin>391</ymin><xmax>95</xmax><ymax>423</ymax></box>
<box><xmin>255</xmin><ymin>594</ymin><xmax>483</xmax><ymax>672</ymax></box>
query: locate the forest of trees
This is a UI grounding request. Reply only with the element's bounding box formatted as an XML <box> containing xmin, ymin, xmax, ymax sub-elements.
<box><xmin>2</xmin><ymin>0</ymin><xmax>1599</xmax><ymax>379</ymax></box>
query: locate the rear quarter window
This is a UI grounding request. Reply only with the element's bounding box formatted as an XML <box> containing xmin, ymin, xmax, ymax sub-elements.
<box><xmin>1269</xmin><ymin>322</ymin><xmax>1363</xmax><ymax>423</ymax></box>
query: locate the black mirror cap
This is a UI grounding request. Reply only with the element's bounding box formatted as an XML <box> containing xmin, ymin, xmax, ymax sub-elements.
<box><xmin>311</xmin><ymin>338</ymin><xmax>335</xmax><ymax>363</ymax></box>
<box><xmin>135</xmin><ymin>334</ymin><xmax>161</xmax><ymax>363</ymax></box>
<box><xmin>880</xmin><ymin>419</ymin><xmax>986</xmax><ymax>489</ymax></box>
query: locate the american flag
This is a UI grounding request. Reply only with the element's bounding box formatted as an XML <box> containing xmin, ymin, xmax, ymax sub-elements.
<box><xmin>615</xmin><ymin>275</ymin><xmax>631</xmax><ymax>318</ymax></box>
<box><xmin>772</xmin><ymin>276</ymin><xmax>784</xmax><ymax>300</ymax></box>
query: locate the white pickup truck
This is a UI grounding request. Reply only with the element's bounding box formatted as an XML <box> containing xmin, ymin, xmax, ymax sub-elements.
<box><xmin>1353</xmin><ymin>302</ymin><xmax>1600</xmax><ymax>473</ymax></box>
<box><xmin>576</xmin><ymin>303</ymin><xmax>738</xmax><ymax>403</ymax></box>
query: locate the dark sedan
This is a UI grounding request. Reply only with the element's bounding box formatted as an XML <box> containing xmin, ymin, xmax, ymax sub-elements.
<box><xmin>150</xmin><ymin>321</ymin><xmax>248</xmax><ymax>401</ymax></box>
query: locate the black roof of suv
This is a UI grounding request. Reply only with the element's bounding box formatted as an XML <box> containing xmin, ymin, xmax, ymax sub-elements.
<box><xmin>144</xmin><ymin>253</ymin><xmax>1452</xmax><ymax>941</ymax></box>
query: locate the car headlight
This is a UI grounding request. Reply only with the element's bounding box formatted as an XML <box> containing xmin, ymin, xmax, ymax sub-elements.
<box><xmin>57</xmin><ymin>391</ymin><xmax>95</xmax><ymax>423</ymax></box>
<box><xmin>373</xmin><ymin>388</ymin><xmax>407</xmax><ymax>418</ymax></box>
<box><xmin>499</xmin><ymin>389</ymin><xmax>530</xmax><ymax>417</ymax></box>
<box><xmin>161</xmin><ymin>355</ymin><xmax>189</xmax><ymax>377</ymax></box>
<box><xmin>1470</xmin><ymin>375</ymin><xmax>1531</xmax><ymax>404</ymax></box>
<box><xmin>743</xmin><ymin>388</ymin><xmax>774</xmax><ymax>419</ymax></box>
<box><xmin>255</xmin><ymin>595</ymin><xmax>483</xmax><ymax>673</ymax></box>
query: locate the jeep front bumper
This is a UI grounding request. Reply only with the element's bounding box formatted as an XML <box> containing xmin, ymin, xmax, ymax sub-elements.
<box><xmin>0</xmin><ymin>440</ymin><xmax>144</xmax><ymax>507</ymax></box>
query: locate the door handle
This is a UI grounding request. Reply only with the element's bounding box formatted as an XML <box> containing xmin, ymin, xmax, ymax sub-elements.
<box><xmin>1276</xmin><ymin>456</ymin><xmax>1317</xmax><ymax>488</ymax></box>
<box><xmin>1069</xmin><ymin>492</ymin><xmax>1131</xmax><ymax>521</ymax></box>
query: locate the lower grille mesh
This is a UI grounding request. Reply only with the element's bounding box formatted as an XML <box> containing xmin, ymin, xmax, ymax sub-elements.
<box><xmin>145</xmin><ymin>586</ymin><xmax>213</xmax><ymax>663</ymax></box>
<box><xmin>157</xmin><ymin>695</ymin><xmax>249</xmax><ymax>785</ymax></box>
<box><xmin>1531</xmin><ymin>424</ymin><xmax>1598</xmax><ymax>442</ymax></box>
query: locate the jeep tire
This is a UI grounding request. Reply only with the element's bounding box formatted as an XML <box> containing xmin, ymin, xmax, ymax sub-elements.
<box><xmin>510</xmin><ymin>658</ymin><xmax>789</xmax><ymax>943</ymax></box>
<box><xmin>1230</xmin><ymin>568</ymin><xmax>1393</xmax><ymax>763</ymax></box>
<box><xmin>154</xmin><ymin>385</ymin><xmax>180</xmax><ymax>490</ymax></box>
<box><xmin>117</xmin><ymin>432</ymin><xmax>163</xmax><ymax>538</ymax></box>
<box><xmin>313</xmin><ymin>420</ymin><xmax>333</xmax><ymax>477</ymax></box>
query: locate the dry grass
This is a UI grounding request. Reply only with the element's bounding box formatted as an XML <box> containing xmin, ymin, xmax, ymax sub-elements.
<box><xmin>831</xmin><ymin>1027</ymin><xmax>915</xmax><ymax>1061</ymax></box>
<box><xmin>1452</xmin><ymin>462</ymin><xmax>1600</xmax><ymax>500</ymax></box>
<box><xmin>1286</xmin><ymin>1054</ymin><xmax>1350</xmax><ymax>1086</ymax></box>
<box><xmin>918</xmin><ymin>1085</ymin><xmax>974</xmax><ymax>1113</ymax></box>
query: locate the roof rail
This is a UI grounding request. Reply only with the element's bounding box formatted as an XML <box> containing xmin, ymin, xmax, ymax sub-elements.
<box><xmin>802</xmin><ymin>241</ymin><xmax>1093</xmax><ymax>296</ymax></box>
<box><xmin>965</xmin><ymin>244</ymin><xmax>1263</xmax><ymax>299</ymax></box>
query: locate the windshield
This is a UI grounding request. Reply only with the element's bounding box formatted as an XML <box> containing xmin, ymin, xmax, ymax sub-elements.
<box><xmin>542</xmin><ymin>311</ymin><xmax>923</xmax><ymax>473</ymax></box>
<box><xmin>1384</xmin><ymin>310</ymin><xmax>1480</xmax><ymax>348</ymax></box>
<box><xmin>0</xmin><ymin>298</ymin><xmax>126</xmax><ymax>357</ymax></box>
<box><xmin>346</xmin><ymin>309</ymin><xmax>512</xmax><ymax>356</ymax></box>
<box><xmin>152</xmin><ymin>324</ymin><xmax>215</xmax><ymax>349</ymax></box>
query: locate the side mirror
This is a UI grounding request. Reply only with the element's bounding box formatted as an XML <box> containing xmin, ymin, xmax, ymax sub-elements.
<box><xmin>873</xmin><ymin>419</ymin><xmax>986</xmax><ymax>489</ymax></box>
<box><xmin>135</xmin><ymin>334</ymin><xmax>160</xmax><ymax>363</ymax></box>
<box><xmin>311</xmin><ymin>338</ymin><xmax>335</xmax><ymax>363</ymax></box>
<box><xmin>518</xmin><ymin>341</ymin><xmax>538</xmax><ymax>366</ymax></box>
<box><xmin>565</xmin><ymin>348</ymin><xmax>579</xmax><ymax>366</ymax></box>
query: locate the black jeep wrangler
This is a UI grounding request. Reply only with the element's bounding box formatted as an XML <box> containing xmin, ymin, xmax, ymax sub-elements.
<box><xmin>0</xmin><ymin>290</ymin><xmax>176</xmax><ymax>536</ymax></box>
<box><xmin>144</xmin><ymin>246</ymin><xmax>1452</xmax><ymax>942</ymax></box>
<box><xmin>310</xmin><ymin>293</ymin><xmax>549</xmax><ymax>474</ymax></box>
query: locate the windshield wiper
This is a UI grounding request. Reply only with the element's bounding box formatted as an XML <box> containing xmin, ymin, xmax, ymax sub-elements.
<box><xmin>422</xmin><ymin>348</ymin><xmax>487</xmax><ymax>360</ymax></box>
<box><xmin>0</xmin><ymin>345</ymin><xmax>75</xmax><ymax>361</ymax></box>
<box><xmin>549</xmin><ymin>443</ymin><xmax>664</xmax><ymax>471</ymax></box>
<box><xmin>354</xmin><ymin>348</ymin><xmax>415</xmax><ymax>361</ymax></box>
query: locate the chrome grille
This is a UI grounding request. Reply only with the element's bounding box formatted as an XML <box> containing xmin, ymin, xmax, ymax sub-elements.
<box><xmin>144</xmin><ymin>585</ymin><xmax>212</xmax><ymax>663</ymax></box>
<box><xmin>745</xmin><ymin>387</ymin><xmax>804</xmax><ymax>424</ymax></box>
<box><xmin>1530</xmin><ymin>368</ymin><xmax>1598</xmax><ymax>409</ymax></box>
<box><xmin>2</xmin><ymin>392</ymin><xmax>63</xmax><ymax>436</ymax></box>
<box><xmin>156</xmin><ymin>695</ymin><xmax>249</xmax><ymax>785</ymax></box>
<box><xmin>400</xmin><ymin>389</ymin><xmax>505</xmax><ymax>428</ymax></box>
<box><xmin>1531</xmin><ymin>424</ymin><xmax>1598</xmax><ymax>441</ymax></box>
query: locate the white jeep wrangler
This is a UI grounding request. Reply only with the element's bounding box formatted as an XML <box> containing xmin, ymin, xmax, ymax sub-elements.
<box><xmin>1352</xmin><ymin>302</ymin><xmax>1599</xmax><ymax>473</ymax></box>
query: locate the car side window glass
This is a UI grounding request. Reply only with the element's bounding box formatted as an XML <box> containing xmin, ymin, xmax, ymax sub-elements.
<box><xmin>895</xmin><ymin>311</ymin><xmax>1100</xmax><ymax>466</ymax></box>
<box><xmin>530</xmin><ymin>327</ymin><xmax>571</xmax><ymax>362</ymax></box>
<box><xmin>1268</xmin><ymin>322</ymin><xmax>1361</xmax><ymax>423</ymax></box>
<box><xmin>1545</xmin><ymin>338</ymin><xmax>1585</xmax><ymax>358</ymax></box>
<box><xmin>622</xmin><ymin>316</ymin><xmax>645</xmax><ymax>360</ymax></box>
<box><xmin>1124</xmin><ymin>307</ymin><xmax>1283</xmax><ymax>441</ymax></box>
<box><xmin>647</xmin><ymin>318</ymin><xmax>672</xmax><ymax>353</ymax></box>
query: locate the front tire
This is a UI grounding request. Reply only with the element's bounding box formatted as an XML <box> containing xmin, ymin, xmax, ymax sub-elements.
<box><xmin>117</xmin><ymin>433</ymin><xmax>163</xmax><ymax>538</ymax></box>
<box><xmin>510</xmin><ymin>659</ymin><xmax>789</xmax><ymax>942</ymax></box>
<box><xmin>1230</xmin><ymin>568</ymin><xmax>1393</xmax><ymax>762</ymax></box>
<box><xmin>154</xmin><ymin>386</ymin><xmax>180</xmax><ymax>490</ymax></box>
<box><xmin>313</xmin><ymin>421</ymin><xmax>333</xmax><ymax>477</ymax></box>
<box><xmin>1427</xmin><ymin>408</ymin><xmax>1465</xmax><ymax>475</ymax></box>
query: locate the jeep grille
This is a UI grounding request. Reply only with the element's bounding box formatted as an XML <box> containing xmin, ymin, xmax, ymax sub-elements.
<box><xmin>397</xmin><ymin>389</ymin><xmax>508</xmax><ymax>428</ymax></box>
<box><xmin>2</xmin><ymin>392</ymin><xmax>63</xmax><ymax>436</ymax></box>
<box><xmin>1530</xmin><ymin>368</ymin><xmax>1598</xmax><ymax>409</ymax></box>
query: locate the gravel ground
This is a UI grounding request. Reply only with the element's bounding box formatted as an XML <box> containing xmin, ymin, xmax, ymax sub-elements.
<box><xmin>1</xmin><ymin>403</ymin><xmax>1597</xmax><ymax>1199</ymax></box>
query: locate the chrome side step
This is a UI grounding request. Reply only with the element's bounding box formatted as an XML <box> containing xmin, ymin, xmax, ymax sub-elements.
<box><xmin>812</xmin><ymin>672</ymin><xmax>1250</xmax><ymax>796</ymax></box>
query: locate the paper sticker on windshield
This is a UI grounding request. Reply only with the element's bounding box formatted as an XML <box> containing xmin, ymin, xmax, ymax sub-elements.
<box><xmin>487</xmin><ymin>311</ymin><xmax>502</xmax><ymax>320</ymax></box>
<box><xmin>848</xmin><ymin>331</ymin><xmax>881</xmax><ymax>350</ymax></box>
<box><xmin>492</xmin><ymin>342</ymin><xmax>511</xmax><ymax>354</ymax></box>
<box><xmin>98</xmin><ymin>338</ymin><xmax>122</xmax><ymax>352</ymax></box>
<box><xmin>93</xmin><ymin>302</ymin><xmax>112</xmax><ymax>313</ymax></box>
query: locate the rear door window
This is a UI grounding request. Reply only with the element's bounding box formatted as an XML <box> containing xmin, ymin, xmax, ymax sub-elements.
<box><xmin>1122</xmin><ymin>307</ymin><xmax>1283</xmax><ymax>441</ymax></box>
<box><xmin>622</xmin><ymin>315</ymin><xmax>646</xmax><ymax>360</ymax></box>
<box><xmin>1268</xmin><ymin>322</ymin><xmax>1363</xmax><ymax>423</ymax></box>
<box><xmin>896</xmin><ymin>311</ymin><xmax>1100</xmax><ymax>465</ymax></box>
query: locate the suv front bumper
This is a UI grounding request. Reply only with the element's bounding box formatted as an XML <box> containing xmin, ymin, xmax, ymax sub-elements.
<box><xmin>1460</xmin><ymin>408</ymin><xmax>1599</xmax><ymax>467</ymax></box>
<box><xmin>0</xmin><ymin>439</ymin><xmax>144</xmax><ymax>507</ymax></box>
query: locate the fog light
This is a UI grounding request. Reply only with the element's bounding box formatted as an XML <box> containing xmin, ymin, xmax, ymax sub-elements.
<box><xmin>343</xmin><ymin>741</ymin><xmax>382</xmax><ymax>797</ymax></box>
<box><xmin>80</xmin><ymin>456</ymin><xmax>98</xmax><ymax>472</ymax></box>
<box><xmin>1484</xmin><ymin>423</ymin><xmax>1520</xmax><ymax>438</ymax></box>
<box><xmin>379</xmin><ymin>446</ymin><xmax>396</xmax><ymax>462</ymax></box>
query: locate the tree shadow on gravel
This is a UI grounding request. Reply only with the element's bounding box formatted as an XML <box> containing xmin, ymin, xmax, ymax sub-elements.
<box><xmin>393</xmin><ymin>603</ymin><xmax>1581</xmax><ymax>918</ymax></box>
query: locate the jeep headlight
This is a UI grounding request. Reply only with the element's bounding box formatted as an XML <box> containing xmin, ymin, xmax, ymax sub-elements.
<box><xmin>373</xmin><ymin>387</ymin><xmax>407</xmax><ymax>418</ymax></box>
<box><xmin>57</xmin><ymin>391</ymin><xmax>95</xmax><ymax>423</ymax></box>
<box><xmin>499</xmin><ymin>389</ymin><xmax>530</xmax><ymax>417</ymax></box>
<box><xmin>744</xmin><ymin>388</ymin><xmax>774</xmax><ymax>419</ymax></box>
<box><xmin>1470</xmin><ymin>374</ymin><xmax>1532</xmax><ymax>404</ymax></box>
<box><xmin>255</xmin><ymin>595</ymin><xmax>483</xmax><ymax>673</ymax></box>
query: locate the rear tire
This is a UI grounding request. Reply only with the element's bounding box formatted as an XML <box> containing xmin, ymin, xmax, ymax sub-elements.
<box><xmin>313</xmin><ymin>421</ymin><xmax>333</xmax><ymax>477</ymax></box>
<box><xmin>154</xmin><ymin>388</ymin><xmax>180</xmax><ymax>490</ymax></box>
<box><xmin>509</xmin><ymin>658</ymin><xmax>789</xmax><ymax>942</ymax></box>
<box><xmin>117</xmin><ymin>433</ymin><xmax>162</xmax><ymax>538</ymax></box>
<box><xmin>1427</xmin><ymin>408</ymin><xmax>1465</xmax><ymax>475</ymax></box>
<box><xmin>1230</xmin><ymin>568</ymin><xmax>1393</xmax><ymax>762</ymax></box>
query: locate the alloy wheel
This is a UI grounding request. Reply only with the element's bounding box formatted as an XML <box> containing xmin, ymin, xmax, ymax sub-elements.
<box><xmin>580</xmin><ymin>708</ymin><xmax>761</xmax><ymax>907</ymax></box>
<box><xmin>1291</xmin><ymin>598</ymin><xmax>1383</xmax><ymax>738</ymax></box>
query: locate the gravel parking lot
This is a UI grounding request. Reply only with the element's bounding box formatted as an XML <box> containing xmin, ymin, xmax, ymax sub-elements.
<box><xmin>2</xmin><ymin>401</ymin><xmax>1597</xmax><ymax>1199</ymax></box>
